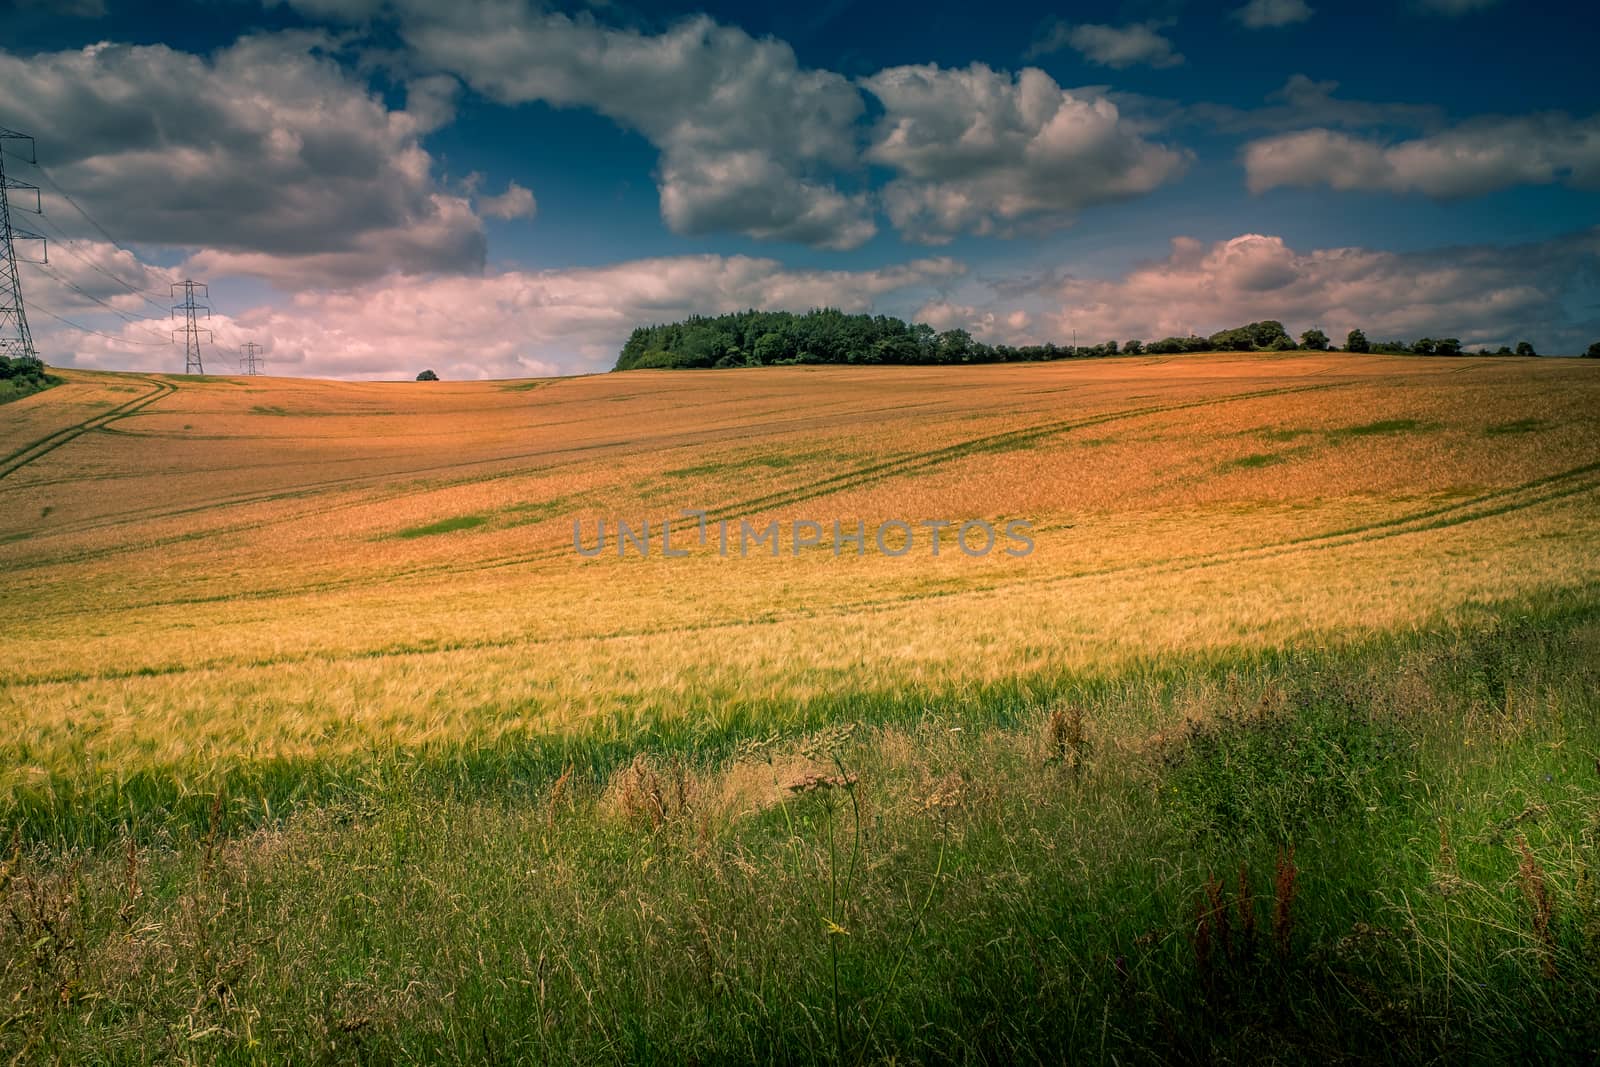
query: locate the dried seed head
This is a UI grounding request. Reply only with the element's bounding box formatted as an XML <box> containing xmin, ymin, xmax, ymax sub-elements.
<box><xmin>787</xmin><ymin>772</ymin><xmax>859</xmax><ymax>794</ymax></box>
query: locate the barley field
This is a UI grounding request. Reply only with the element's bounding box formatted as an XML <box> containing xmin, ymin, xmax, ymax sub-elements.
<box><xmin>2</xmin><ymin>351</ymin><xmax>1599</xmax><ymax>1062</ymax></box>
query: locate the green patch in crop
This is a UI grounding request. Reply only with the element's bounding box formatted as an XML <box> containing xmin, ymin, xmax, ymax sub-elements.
<box><xmin>1484</xmin><ymin>417</ymin><xmax>1548</xmax><ymax>437</ymax></box>
<box><xmin>1219</xmin><ymin>451</ymin><xmax>1290</xmax><ymax>472</ymax></box>
<box><xmin>502</xmin><ymin>496</ymin><xmax>577</xmax><ymax>527</ymax></box>
<box><xmin>665</xmin><ymin>451</ymin><xmax>830</xmax><ymax>478</ymax></box>
<box><xmin>250</xmin><ymin>404</ymin><xmax>290</xmax><ymax>415</ymax></box>
<box><xmin>1328</xmin><ymin>417</ymin><xmax>1440</xmax><ymax>439</ymax></box>
<box><xmin>1258</xmin><ymin>427</ymin><xmax>1314</xmax><ymax>443</ymax></box>
<box><xmin>388</xmin><ymin>513</ymin><xmax>493</xmax><ymax>539</ymax></box>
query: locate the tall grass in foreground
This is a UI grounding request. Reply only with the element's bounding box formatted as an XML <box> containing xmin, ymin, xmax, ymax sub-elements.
<box><xmin>2</xmin><ymin>594</ymin><xmax>1599</xmax><ymax>1062</ymax></box>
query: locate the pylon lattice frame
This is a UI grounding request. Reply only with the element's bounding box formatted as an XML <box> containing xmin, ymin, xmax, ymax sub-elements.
<box><xmin>171</xmin><ymin>280</ymin><xmax>211</xmax><ymax>374</ymax></box>
<box><xmin>240</xmin><ymin>341</ymin><xmax>262</xmax><ymax>376</ymax></box>
<box><xmin>0</xmin><ymin>128</ymin><xmax>47</xmax><ymax>361</ymax></box>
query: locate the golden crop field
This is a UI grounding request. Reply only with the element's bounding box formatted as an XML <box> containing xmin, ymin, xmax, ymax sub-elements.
<box><xmin>2</xmin><ymin>351</ymin><xmax>1597</xmax><ymax>793</ymax></box>
<box><xmin>6</xmin><ymin>350</ymin><xmax>1600</xmax><ymax>1063</ymax></box>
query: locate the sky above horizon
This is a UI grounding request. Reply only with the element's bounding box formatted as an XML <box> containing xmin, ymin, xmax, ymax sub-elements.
<box><xmin>2</xmin><ymin>0</ymin><xmax>1597</xmax><ymax>379</ymax></box>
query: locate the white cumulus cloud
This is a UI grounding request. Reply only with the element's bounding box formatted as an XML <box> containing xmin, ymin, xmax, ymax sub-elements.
<box><xmin>1232</xmin><ymin>0</ymin><xmax>1315</xmax><ymax>29</ymax></box>
<box><xmin>884</xmin><ymin>231</ymin><xmax>1600</xmax><ymax>356</ymax></box>
<box><xmin>0</xmin><ymin>32</ymin><xmax>486</xmax><ymax>289</ymax></box>
<box><xmin>1244</xmin><ymin>114</ymin><xmax>1600</xmax><ymax>197</ymax></box>
<box><xmin>861</xmin><ymin>63</ymin><xmax>1190</xmax><ymax>244</ymax></box>
<box><xmin>396</xmin><ymin>5</ymin><xmax>876</xmax><ymax>249</ymax></box>
<box><xmin>1055</xmin><ymin>22</ymin><xmax>1185</xmax><ymax>69</ymax></box>
<box><xmin>43</xmin><ymin>255</ymin><xmax>966</xmax><ymax>380</ymax></box>
<box><xmin>478</xmin><ymin>181</ymin><xmax>536</xmax><ymax>221</ymax></box>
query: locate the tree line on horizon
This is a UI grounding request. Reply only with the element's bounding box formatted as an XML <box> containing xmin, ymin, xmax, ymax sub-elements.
<box><xmin>614</xmin><ymin>308</ymin><xmax>1598</xmax><ymax>370</ymax></box>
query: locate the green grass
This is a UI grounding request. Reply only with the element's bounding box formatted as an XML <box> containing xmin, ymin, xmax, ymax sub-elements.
<box><xmin>4</xmin><ymin>587</ymin><xmax>1600</xmax><ymax>1061</ymax></box>
<box><xmin>0</xmin><ymin>374</ymin><xmax>58</xmax><ymax>406</ymax></box>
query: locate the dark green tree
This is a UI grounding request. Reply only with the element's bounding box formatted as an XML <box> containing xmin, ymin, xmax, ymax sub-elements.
<box><xmin>1585</xmin><ymin>341</ymin><xmax>1600</xmax><ymax>358</ymax></box>
<box><xmin>416</xmin><ymin>369</ymin><xmax>439</xmax><ymax>381</ymax></box>
<box><xmin>936</xmin><ymin>329</ymin><xmax>976</xmax><ymax>363</ymax></box>
<box><xmin>1515</xmin><ymin>341</ymin><xmax>1537</xmax><ymax>357</ymax></box>
<box><xmin>0</xmin><ymin>355</ymin><xmax>47</xmax><ymax>381</ymax></box>
<box><xmin>752</xmin><ymin>332</ymin><xmax>785</xmax><ymax>366</ymax></box>
<box><xmin>1124</xmin><ymin>339</ymin><xmax>1142</xmax><ymax>355</ymax></box>
<box><xmin>1345</xmin><ymin>328</ymin><xmax>1370</xmax><ymax>353</ymax></box>
<box><xmin>1300</xmin><ymin>328</ymin><xmax>1329</xmax><ymax>351</ymax></box>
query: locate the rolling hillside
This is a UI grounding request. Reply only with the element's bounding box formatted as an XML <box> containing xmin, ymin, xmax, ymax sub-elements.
<box><xmin>2</xmin><ymin>352</ymin><xmax>1598</xmax><ymax>798</ymax></box>
<box><xmin>3</xmin><ymin>352</ymin><xmax>1600</xmax><ymax>1062</ymax></box>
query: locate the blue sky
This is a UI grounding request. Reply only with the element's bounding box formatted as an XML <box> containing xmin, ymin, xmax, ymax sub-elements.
<box><xmin>1</xmin><ymin>0</ymin><xmax>1596</xmax><ymax>378</ymax></box>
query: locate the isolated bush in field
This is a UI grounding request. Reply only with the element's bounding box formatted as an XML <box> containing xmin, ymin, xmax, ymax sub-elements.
<box><xmin>1585</xmin><ymin>341</ymin><xmax>1600</xmax><ymax>358</ymax></box>
<box><xmin>415</xmin><ymin>369</ymin><xmax>439</xmax><ymax>381</ymax></box>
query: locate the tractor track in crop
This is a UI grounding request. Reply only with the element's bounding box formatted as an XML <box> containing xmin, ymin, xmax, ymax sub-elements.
<box><xmin>0</xmin><ymin>377</ymin><xmax>176</xmax><ymax>483</ymax></box>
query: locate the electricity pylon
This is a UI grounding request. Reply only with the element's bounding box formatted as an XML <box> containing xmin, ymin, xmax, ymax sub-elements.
<box><xmin>171</xmin><ymin>280</ymin><xmax>211</xmax><ymax>374</ymax></box>
<box><xmin>0</xmin><ymin>128</ymin><xmax>47</xmax><ymax>361</ymax></box>
<box><xmin>240</xmin><ymin>341</ymin><xmax>262</xmax><ymax>376</ymax></box>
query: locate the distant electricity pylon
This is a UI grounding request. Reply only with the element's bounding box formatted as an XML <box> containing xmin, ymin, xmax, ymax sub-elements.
<box><xmin>0</xmin><ymin>128</ymin><xmax>47</xmax><ymax>361</ymax></box>
<box><xmin>171</xmin><ymin>280</ymin><xmax>211</xmax><ymax>374</ymax></box>
<box><xmin>239</xmin><ymin>341</ymin><xmax>262</xmax><ymax>376</ymax></box>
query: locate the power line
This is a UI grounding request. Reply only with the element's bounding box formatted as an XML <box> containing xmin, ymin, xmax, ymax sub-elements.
<box><xmin>31</xmin><ymin>259</ymin><xmax>170</xmax><ymax>333</ymax></box>
<box><xmin>14</xmin><ymin>139</ymin><xmax>263</xmax><ymax>371</ymax></box>
<box><xmin>239</xmin><ymin>341</ymin><xmax>263</xmax><ymax>376</ymax></box>
<box><xmin>28</xmin><ymin>209</ymin><xmax>172</xmax><ymax>316</ymax></box>
<box><xmin>32</xmin><ymin>162</ymin><xmax>167</xmax><ymax>295</ymax></box>
<box><xmin>30</xmin><ymin>302</ymin><xmax>173</xmax><ymax>346</ymax></box>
